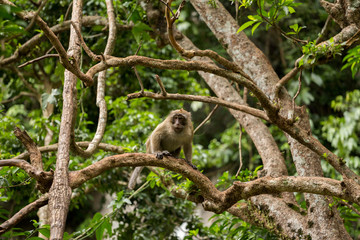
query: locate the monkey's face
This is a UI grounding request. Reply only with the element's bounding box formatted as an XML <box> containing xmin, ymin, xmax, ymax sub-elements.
<box><xmin>171</xmin><ymin>114</ymin><xmax>187</xmax><ymax>133</ymax></box>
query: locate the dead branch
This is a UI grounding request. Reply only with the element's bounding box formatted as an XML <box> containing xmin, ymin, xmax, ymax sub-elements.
<box><xmin>133</xmin><ymin>67</ymin><xmax>145</xmax><ymax>93</ymax></box>
<box><xmin>155</xmin><ymin>75</ymin><xmax>167</xmax><ymax>96</ymax></box>
<box><xmin>13</xmin><ymin>127</ymin><xmax>43</xmax><ymax>170</ymax></box>
<box><xmin>0</xmin><ymin>159</ymin><xmax>53</xmax><ymax>194</ymax></box>
<box><xmin>25</xmin><ymin>0</ymin><xmax>48</xmax><ymax>32</ymax></box>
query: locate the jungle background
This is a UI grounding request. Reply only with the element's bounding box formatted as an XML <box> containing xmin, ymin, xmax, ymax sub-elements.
<box><xmin>1</xmin><ymin>0</ymin><xmax>360</xmax><ymax>239</ymax></box>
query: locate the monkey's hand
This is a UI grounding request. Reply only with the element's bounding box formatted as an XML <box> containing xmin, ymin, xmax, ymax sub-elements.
<box><xmin>155</xmin><ymin>151</ymin><xmax>171</xmax><ymax>159</ymax></box>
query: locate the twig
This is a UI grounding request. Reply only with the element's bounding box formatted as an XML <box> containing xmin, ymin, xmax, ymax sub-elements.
<box><xmin>70</xmin><ymin>21</ymin><xmax>101</xmax><ymax>61</ymax></box>
<box><xmin>340</xmin><ymin>200</ymin><xmax>360</xmax><ymax>216</ymax></box>
<box><xmin>164</xmin><ymin>0</ymin><xmax>252</xmax><ymax>81</ymax></box>
<box><xmin>174</xmin><ymin>0</ymin><xmax>186</xmax><ymax>19</ymax></box>
<box><xmin>160</xmin><ymin>0</ymin><xmax>175</xmax><ymax>17</ymax></box>
<box><xmin>155</xmin><ymin>75</ymin><xmax>167</xmax><ymax>96</ymax></box>
<box><xmin>0</xmin><ymin>92</ymin><xmax>37</xmax><ymax>104</ymax></box>
<box><xmin>64</xmin><ymin>1</ymin><xmax>73</xmax><ymax>21</ymax></box>
<box><xmin>11</xmin><ymin>66</ymin><xmax>40</xmax><ymax>97</ymax></box>
<box><xmin>127</xmin><ymin>91</ymin><xmax>270</xmax><ymax>122</ymax></box>
<box><xmin>25</xmin><ymin>0</ymin><xmax>48</xmax><ymax>31</ymax></box>
<box><xmin>275</xmin><ymin>67</ymin><xmax>301</xmax><ymax>99</ymax></box>
<box><xmin>316</xmin><ymin>15</ymin><xmax>332</xmax><ymax>44</ymax></box>
<box><xmin>292</xmin><ymin>69</ymin><xmax>302</xmax><ymax>121</ymax></box>
<box><xmin>193</xmin><ymin>104</ymin><xmax>219</xmax><ymax>134</ymax></box>
<box><xmin>18</xmin><ymin>54</ymin><xmax>59</xmax><ymax>68</ymax></box>
<box><xmin>133</xmin><ymin>42</ymin><xmax>144</xmax><ymax>93</ymax></box>
<box><xmin>133</xmin><ymin>67</ymin><xmax>144</xmax><ymax>93</ymax></box>
<box><xmin>235</xmin><ymin>124</ymin><xmax>243</xmax><ymax>178</ymax></box>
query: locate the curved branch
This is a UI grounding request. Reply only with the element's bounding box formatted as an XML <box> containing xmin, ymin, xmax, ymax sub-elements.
<box><xmin>86</xmin><ymin>55</ymin><xmax>278</xmax><ymax>116</ymax></box>
<box><xmin>127</xmin><ymin>91</ymin><xmax>269</xmax><ymax>122</ymax></box>
<box><xmin>0</xmin><ymin>159</ymin><xmax>53</xmax><ymax>192</ymax></box>
<box><xmin>70</xmin><ymin>0</ymin><xmax>117</xmax><ymax>157</ymax></box>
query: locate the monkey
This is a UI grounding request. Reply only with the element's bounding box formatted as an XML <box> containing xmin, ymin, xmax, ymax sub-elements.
<box><xmin>128</xmin><ymin>109</ymin><xmax>196</xmax><ymax>189</ymax></box>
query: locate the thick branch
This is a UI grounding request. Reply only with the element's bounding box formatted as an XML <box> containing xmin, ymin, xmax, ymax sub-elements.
<box><xmin>220</xmin><ymin>176</ymin><xmax>360</xmax><ymax>210</ymax></box>
<box><xmin>69</xmin><ymin>153</ymin><xmax>360</xmax><ymax>212</ymax></box>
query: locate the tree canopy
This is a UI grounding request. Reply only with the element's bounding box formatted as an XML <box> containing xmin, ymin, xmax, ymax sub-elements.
<box><xmin>0</xmin><ymin>0</ymin><xmax>360</xmax><ymax>239</ymax></box>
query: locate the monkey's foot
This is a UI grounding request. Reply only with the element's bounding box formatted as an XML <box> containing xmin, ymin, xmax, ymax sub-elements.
<box><xmin>186</xmin><ymin>161</ymin><xmax>198</xmax><ymax>170</ymax></box>
<box><xmin>155</xmin><ymin>151</ymin><xmax>171</xmax><ymax>159</ymax></box>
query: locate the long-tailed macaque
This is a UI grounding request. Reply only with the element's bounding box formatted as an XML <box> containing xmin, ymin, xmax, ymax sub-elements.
<box><xmin>128</xmin><ymin>109</ymin><xmax>195</xmax><ymax>189</ymax></box>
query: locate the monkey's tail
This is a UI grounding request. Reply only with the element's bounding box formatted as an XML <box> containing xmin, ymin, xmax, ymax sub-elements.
<box><xmin>128</xmin><ymin>166</ymin><xmax>144</xmax><ymax>189</ymax></box>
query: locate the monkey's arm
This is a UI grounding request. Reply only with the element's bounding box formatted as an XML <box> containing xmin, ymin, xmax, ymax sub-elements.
<box><xmin>149</xmin><ymin>132</ymin><xmax>171</xmax><ymax>159</ymax></box>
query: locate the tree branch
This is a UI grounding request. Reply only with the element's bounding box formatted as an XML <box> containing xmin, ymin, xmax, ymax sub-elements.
<box><xmin>127</xmin><ymin>91</ymin><xmax>269</xmax><ymax>122</ymax></box>
<box><xmin>0</xmin><ymin>194</ymin><xmax>49</xmax><ymax>235</ymax></box>
<box><xmin>15</xmin><ymin>141</ymin><xmax>125</xmax><ymax>160</ymax></box>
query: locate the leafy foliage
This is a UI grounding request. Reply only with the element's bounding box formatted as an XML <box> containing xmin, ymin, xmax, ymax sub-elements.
<box><xmin>237</xmin><ymin>0</ymin><xmax>301</xmax><ymax>34</ymax></box>
<box><xmin>322</xmin><ymin>90</ymin><xmax>360</xmax><ymax>175</ymax></box>
<box><xmin>342</xmin><ymin>45</ymin><xmax>360</xmax><ymax>78</ymax></box>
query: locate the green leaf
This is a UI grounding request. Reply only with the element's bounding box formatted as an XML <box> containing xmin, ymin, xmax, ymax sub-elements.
<box><xmin>288</xmin><ymin>6</ymin><xmax>295</xmax><ymax>13</ymax></box>
<box><xmin>41</xmin><ymin>88</ymin><xmax>61</xmax><ymax>111</ymax></box>
<box><xmin>289</xmin><ymin>23</ymin><xmax>298</xmax><ymax>32</ymax></box>
<box><xmin>131</xmin><ymin>22</ymin><xmax>152</xmax><ymax>43</ymax></box>
<box><xmin>95</xmin><ymin>222</ymin><xmax>105</xmax><ymax>240</ymax></box>
<box><xmin>251</xmin><ymin>22</ymin><xmax>262</xmax><ymax>35</ymax></box>
<box><xmin>38</xmin><ymin>228</ymin><xmax>51</xmax><ymax>238</ymax></box>
<box><xmin>237</xmin><ymin>21</ymin><xmax>255</xmax><ymax>33</ymax></box>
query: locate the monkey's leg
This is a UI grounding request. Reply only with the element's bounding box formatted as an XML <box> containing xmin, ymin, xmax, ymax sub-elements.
<box><xmin>128</xmin><ymin>166</ymin><xmax>144</xmax><ymax>189</ymax></box>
